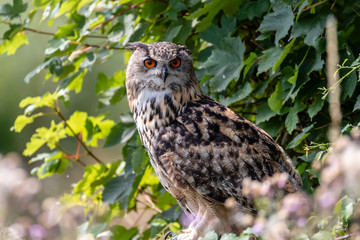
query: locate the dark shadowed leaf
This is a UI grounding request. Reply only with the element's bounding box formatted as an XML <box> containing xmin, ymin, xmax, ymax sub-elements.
<box><xmin>291</xmin><ymin>13</ymin><xmax>327</xmax><ymax>46</ymax></box>
<box><xmin>102</xmin><ymin>174</ymin><xmax>136</xmax><ymax>206</ymax></box>
<box><xmin>258</xmin><ymin>4</ymin><xmax>294</xmax><ymax>45</ymax></box>
<box><xmin>354</xmin><ymin>95</ymin><xmax>360</xmax><ymax>111</ymax></box>
<box><xmin>286</xmin><ymin>124</ymin><xmax>314</xmax><ymax>149</ymax></box>
<box><xmin>104</xmin><ymin>122</ymin><xmax>136</xmax><ymax>148</ymax></box>
<box><xmin>110</xmin><ymin>226</ymin><xmax>138</xmax><ymax>240</ymax></box>
<box><xmin>255</xmin><ymin>103</ymin><xmax>277</xmax><ymax>124</ymax></box>
<box><xmin>219</xmin><ymin>82</ymin><xmax>253</xmax><ymax>106</ymax></box>
<box><xmin>257</xmin><ymin>47</ymin><xmax>284</xmax><ymax>74</ymax></box>
<box><xmin>203</xmin><ymin>37</ymin><xmax>245</xmax><ymax>91</ymax></box>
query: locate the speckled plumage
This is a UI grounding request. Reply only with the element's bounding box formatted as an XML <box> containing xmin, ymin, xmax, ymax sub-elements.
<box><xmin>126</xmin><ymin>42</ymin><xmax>302</xmax><ymax>239</ymax></box>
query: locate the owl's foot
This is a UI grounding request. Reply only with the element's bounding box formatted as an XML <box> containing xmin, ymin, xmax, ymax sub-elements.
<box><xmin>169</xmin><ymin>228</ymin><xmax>199</xmax><ymax>240</ymax></box>
<box><xmin>165</xmin><ymin>231</ymin><xmax>174</xmax><ymax>240</ymax></box>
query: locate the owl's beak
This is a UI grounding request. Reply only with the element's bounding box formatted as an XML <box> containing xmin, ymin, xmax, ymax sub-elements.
<box><xmin>161</xmin><ymin>65</ymin><xmax>168</xmax><ymax>82</ymax></box>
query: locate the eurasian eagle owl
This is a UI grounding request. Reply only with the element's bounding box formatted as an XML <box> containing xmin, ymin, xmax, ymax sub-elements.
<box><xmin>125</xmin><ymin>42</ymin><xmax>302</xmax><ymax>240</ymax></box>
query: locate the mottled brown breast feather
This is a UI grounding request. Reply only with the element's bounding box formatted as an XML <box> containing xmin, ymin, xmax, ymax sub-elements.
<box><xmin>153</xmin><ymin>98</ymin><xmax>302</xmax><ymax>211</ymax></box>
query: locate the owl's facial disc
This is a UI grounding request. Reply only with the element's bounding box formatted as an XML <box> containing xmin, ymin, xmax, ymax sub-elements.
<box><xmin>142</xmin><ymin>57</ymin><xmax>182</xmax><ymax>84</ymax></box>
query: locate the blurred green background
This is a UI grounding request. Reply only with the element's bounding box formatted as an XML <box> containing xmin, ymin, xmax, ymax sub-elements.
<box><xmin>0</xmin><ymin>0</ymin><xmax>129</xmax><ymax>157</ymax></box>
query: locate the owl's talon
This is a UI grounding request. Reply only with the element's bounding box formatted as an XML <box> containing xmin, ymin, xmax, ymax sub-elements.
<box><xmin>165</xmin><ymin>231</ymin><xmax>175</xmax><ymax>240</ymax></box>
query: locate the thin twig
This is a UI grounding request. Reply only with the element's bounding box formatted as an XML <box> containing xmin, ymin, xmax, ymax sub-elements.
<box><xmin>53</xmin><ymin>106</ymin><xmax>105</xmax><ymax>166</ymax></box>
<box><xmin>334</xmin><ymin>232</ymin><xmax>359</xmax><ymax>240</ymax></box>
<box><xmin>250</xmin><ymin>39</ymin><xmax>265</xmax><ymax>51</ymax></box>
<box><xmin>301</xmin><ymin>0</ymin><xmax>329</xmax><ymax>13</ymax></box>
<box><xmin>135</xmin><ymin>196</ymin><xmax>162</xmax><ymax>214</ymax></box>
<box><xmin>91</xmin><ymin>0</ymin><xmax>151</xmax><ymax>31</ymax></box>
<box><xmin>56</xmin><ymin>143</ymin><xmax>87</xmax><ymax>167</ymax></box>
<box><xmin>24</xmin><ymin>27</ymin><xmax>55</xmax><ymax>36</ymax></box>
<box><xmin>69</xmin><ymin>41</ymin><xmax>124</xmax><ymax>50</ymax></box>
<box><xmin>23</xmin><ymin>27</ymin><xmax>108</xmax><ymax>39</ymax></box>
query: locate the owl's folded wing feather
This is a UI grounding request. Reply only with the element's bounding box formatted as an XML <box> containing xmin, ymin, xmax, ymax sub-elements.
<box><xmin>154</xmin><ymin>98</ymin><xmax>302</xmax><ymax>210</ymax></box>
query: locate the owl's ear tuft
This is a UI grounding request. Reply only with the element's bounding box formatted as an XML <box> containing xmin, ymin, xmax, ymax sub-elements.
<box><xmin>177</xmin><ymin>46</ymin><xmax>192</xmax><ymax>56</ymax></box>
<box><xmin>126</xmin><ymin>42</ymin><xmax>149</xmax><ymax>52</ymax></box>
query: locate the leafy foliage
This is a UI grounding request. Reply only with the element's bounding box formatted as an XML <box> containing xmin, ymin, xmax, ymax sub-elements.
<box><xmin>2</xmin><ymin>0</ymin><xmax>360</xmax><ymax>239</ymax></box>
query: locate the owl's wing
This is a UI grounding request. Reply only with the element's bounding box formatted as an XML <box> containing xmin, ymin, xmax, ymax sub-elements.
<box><xmin>154</xmin><ymin>98</ymin><xmax>302</xmax><ymax>210</ymax></box>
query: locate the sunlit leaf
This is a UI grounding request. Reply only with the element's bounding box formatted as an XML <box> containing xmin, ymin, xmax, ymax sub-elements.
<box><xmin>23</xmin><ymin>120</ymin><xmax>66</xmax><ymax>156</ymax></box>
<box><xmin>0</xmin><ymin>31</ymin><xmax>28</xmax><ymax>56</ymax></box>
<box><xmin>13</xmin><ymin>115</ymin><xmax>34</xmax><ymax>132</ymax></box>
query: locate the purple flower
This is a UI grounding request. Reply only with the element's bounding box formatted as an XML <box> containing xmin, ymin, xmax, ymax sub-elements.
<box><xmin>29</xmin><ymin>224</ymin><xmax>46</xmax><ymax>239</ymax></box>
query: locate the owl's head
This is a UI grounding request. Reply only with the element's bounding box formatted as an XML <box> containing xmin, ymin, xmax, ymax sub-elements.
<box><xmin>126</xmin><ymin>42</ymin><xmax>199</xmax><ymax>99</ymax></box>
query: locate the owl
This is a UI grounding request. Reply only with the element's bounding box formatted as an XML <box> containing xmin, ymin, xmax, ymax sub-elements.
<box><xmin>125</xmin><ymin>42</ymin><xmax>302</xmax><ymax>240</ymax></box>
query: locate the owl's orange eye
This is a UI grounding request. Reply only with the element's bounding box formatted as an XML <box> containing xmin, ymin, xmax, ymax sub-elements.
<box><xmin>144</xmin><ymin>59</ymin><xmax>156</xmax><ymax>68</ymax></box>
<box><xmin>170</xmin><ymin>57</ymin><xmax>181</xmax><ymax>68</ymax></box>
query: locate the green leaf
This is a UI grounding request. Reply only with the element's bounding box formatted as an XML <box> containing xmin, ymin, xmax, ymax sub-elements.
<box><xmin>220</xmin><ymin>233</ymin><xmax>244</xmax><ymax>240</ymax></box>
<box><xmin>291</xmin><ymin>13</ymin><xmax>327</xmax><ymax>46</ymax></box>
<box><xmin>354</xmin><ymin>95</ymin><xmax>360</xmax><ymax>111</ymax></box>
<box><xmin>67</xmin><ymin>69</ymin><xmax>86</xmax><ymax>93</ymax></box>
<box><xmin>312</xmin><ymin>231</ymin><xmax>332</xmax><ymax>240</ymax></box>
<box><xmin>49</xmin><ymin>57</ymin><xmax>64</xmax><ymax>76</ymax></box>
<box><xmin>35</xmin><ymin>151</ymin><xmax>72</xmax><ymax>179</ymax></box>
<box><xmin>110</xmin><ymin>226</ymin><xmax>138</xmax><ymax>240</ymax></box>
<box><xmin>0</xmin><ymin>31</ymin><xmax>28</xmax><ymax>56</ymax></box>
<box><xmin>164</xmin><ymin>0</ymin><xmax>187</xmax><ymax>20</ymax></box>
<box><xmin>340</xmin><ymin>197</ymin><xmax>354</xmax><ymax>221</ymax></box>
<box><xmin>243</xmin><ymin>52</ymin><xmax>257</xmax><ymax>78</ymax></box>
<box><xmin>24</xmin><ymin>59</ymin><xmax>52</xmax><ymax>83</ymax></box>
<box><xmin>23</xmin><ymin>121</ymin><xmax>67</xmax><ymax>156</ymax></box>
<box><xmin>268</xmin><ymin>81</ymin><xmax>284</xmax><ymax>112</ymax></box>
<box><xmin>286</xmin><ymin>124</ymin><xmax>314</xmax><ymax>149</ymax></box>
<box><xmin>219</xmin><ymin>82</ymin><xmax>253</xmax><ymax>106</ymax></box>
<box><xmin>14</xmin><ymin>115</ymin><xmax>34</xmax><ymax>132</ymax></box>
<box><xmin>96</xmin><ymin>71</ymin><xmax>125</xmax><ymax>94</ymax></box>
<box><xmin>255</xmin><ymin>103</ymin><xmax>277</xmax><ymax>124</ymax></box>
<box><xmin>131</xmin><ymin>147</ymin><xmax>148</xmax><ymax>173</ymax></box>
<box><xmin>258</xmin><ymin>4</ymin><xmax>294</xmax><ymax>45</ymax></box>
<box><xmin>0</xmin><ymin>0</ymin><xmax>28</xmax><ymax>19</ymax></box>
<box><xmin>333</xmin><ymin>198</ymin><xmax>342</xmax><ymax>215</ymax></box>
<box><xmin>237</xmin><ymin>0</ymin><xmax>270</xmax><ymax>21</ymax></box>
<box><xmin>202</xmin><ymin>231</ymin><xmax>218</xmax><ymax>240</ymax></box>
<box><xmin>285</xmin><ymin>107</ymin><xmax>299</xmax><ymax>134</ymax></box>
<box><xmin>86</xmin><ymin>115</ymin><xmax>115</xmax><ymax>147</ymax></box>
<box><xmin>257</xmin><ymin>47</ymin><xmax>284</xmax><ymax>74</ymax></box>
<box><xmin>203</xmin><ymin>37</ymin><xmax>245</xmax><ymax>91</ymax></box>
<box><xmin>186</xmin><ymin>0</ymin><xmax>227</xmax><ymax>32</ymax></box>
<box><xmin>293</xmin><ymin>234</ymin><xmax>310</xmax><ymax>240</ymax></box>
<box><xmin>65</xmin><ymin>111</ymin><xmax>87</xmax><ymax>137</ymax></box>
<box><xmin>161</xmin><ymin>204</ymin><xmax>182</xmax><ymax>222</ymax></box>
<box><xmin>308</xmin><ymin>97</ymin><xmax>325</xmax><ymax>119</ymax></box>
<box><xmin>257</xmin><ymin>117</ymin><xmax>283</xmax><ymax>138</ymax></box>
<box><xmin>273</xmin><ymin>38</ymin><xmax>296</xmax><ymax>72</ymax></box>
<box><xmin>200</xmin><ymin>16</ymin><xmax>236</xmax><ymax>47</ymax></box>
<box><xmin>102</xmin><ymin>174</ymin><xmax>136</xmax><ymax>207</ymax></box>
<box><xmin>104</xmin><ymin>121</ymin><xmax>136</xmax><ymax>148</ymax></box>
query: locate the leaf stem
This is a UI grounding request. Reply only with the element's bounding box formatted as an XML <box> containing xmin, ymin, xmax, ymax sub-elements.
<box><xmin>56</xmin><ymin>143</ymin><xmax>87</xmax><ymax>167</ymax></box>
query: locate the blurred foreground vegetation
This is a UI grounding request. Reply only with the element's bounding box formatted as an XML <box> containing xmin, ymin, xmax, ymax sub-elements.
<box><xmin>1</xmin><ymin>0</ymin><xmax>360</xmax><ymax>239</ymax></box>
